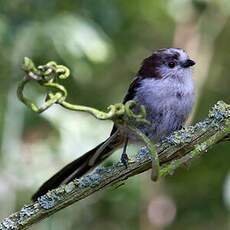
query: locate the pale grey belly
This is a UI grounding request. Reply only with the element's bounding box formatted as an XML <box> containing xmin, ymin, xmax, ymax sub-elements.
<box><xmin>127</xmin><ymin>95</ymin><xmax>194</xmax><ymax>142</ymax></box>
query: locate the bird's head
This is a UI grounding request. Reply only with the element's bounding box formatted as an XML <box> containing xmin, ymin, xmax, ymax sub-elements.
<box><xmin>138</xmin><ymin>48</ymin><xmax>195</xmax><ymax>79</ymax></box>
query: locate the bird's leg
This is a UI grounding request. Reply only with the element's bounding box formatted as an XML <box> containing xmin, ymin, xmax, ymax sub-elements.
<box><xmin>121</xmin><ymin>137</ymin><xmax>129</xmax><ymax>168</ymax></box>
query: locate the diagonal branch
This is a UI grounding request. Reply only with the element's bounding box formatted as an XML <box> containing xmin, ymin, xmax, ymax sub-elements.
<box><xmin>0</xmin><ymin>101</ymin><xmax>229</xmax><ymax>230</ymax></box>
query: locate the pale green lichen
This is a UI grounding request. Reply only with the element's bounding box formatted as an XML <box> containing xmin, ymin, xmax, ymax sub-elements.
<box><xmin>165</xmin><ymin>101</ymin><xmax>229</xmax><ymax>145</ymax></box>
<box><xmin>37</xmin><ymin>181</ymin><xmax>78</xmax><ymax>210</ymax></box>
<box><xmin>38</xmin><ymin>192</ymin><xmax>61</xmax><ymax>210</ymax></box>
<box><xmin>27</xmin><ymin>101</ymin><xmax>230</xmax><ymax>212</ymax></box>
<box><xmin>208</xmin><ymin>101</ymin><xmax>230</xmax><ymax>120</ymax></box>
<box><xmin>54</xmin><ymin>185</ymin><xmax>66</xmax><ymax>195</ymax></box>
<box><xmin>38</xmin><ymin>170</ymin><xmax>104</xmax><ymax>210</ymax></box>
<box><xmin>94</xmin><ymin>166</ymin><xmax>107</xmax><ymax>175</ymax></box>
<box><xmin>135</xmin><ymin>147</ymin><xmax>152</xmax><ymax>161</ymax></box>
<box><xmin>78</xmin><ymin>173</ymin><xmax>102</xmax><ymax>189</ymax></box>
<box><xmin>18</xmin><ymin>204</ymin><xmax>39</xmax><ymax>225</ymax></box>
<box><xmin>160</xmin><ymin>160</ymin><xmax>179</xmax><ymax>177</ymax></box>
<box><xmin>0</xmin><ymin>101</ymin><xmax>229</xmax><ymax>229</ymax></box>
<box><xmin>64</xmin><ymin>182</ymin><xmax>75</xmax><ymax>193</ymax></box>
<box><xmin>165</xmin><ymin>126</ymin><xmax>196</xmax><ymax>145</ymax></box>
<box><xmin>195</xmin><ymin>143</ymin><xmax>208</xmax><ymax>152</ymax></box>
<box><xmin>160</xmin><ymin>131</ymin><xmax>221</xmax><ymax>177</ymax></box>
<box><xmin>0</xmin><ymin>218</ymin><xmax>17</xmax><ymax>230</ymax></box>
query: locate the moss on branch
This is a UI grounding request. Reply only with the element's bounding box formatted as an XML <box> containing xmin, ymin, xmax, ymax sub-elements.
<box><xmin>2</xmin><ymin>58</ymin><xmax>228</xmax><ymax>229</ymax></box>
<box><xmin>0</xmin><ymin>101</ymin><xmax>229</xmax><ymax>230</ymax></box>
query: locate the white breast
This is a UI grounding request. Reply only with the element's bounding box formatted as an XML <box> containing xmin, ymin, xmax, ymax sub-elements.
<box><xmin>136</xmin><ymin>73</ymin><xmax>194</xmax><ymax>110</ymax></box>
<box><xmin>133</xmin><ymin>72</ymin><xmax>195</xmax><ymax>141</ymax></box>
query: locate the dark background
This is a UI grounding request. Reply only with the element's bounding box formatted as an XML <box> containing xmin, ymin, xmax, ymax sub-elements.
<box><xmin>0</xmin><ymin>0</ymin><xmax>229</xmax><ymax>229</ymax></box>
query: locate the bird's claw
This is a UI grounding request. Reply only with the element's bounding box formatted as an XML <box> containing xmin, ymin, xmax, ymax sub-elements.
<box><xmin>121</xmin><ymin>153</ymin><xmax>129</xmax><ymax>168</ymax></box>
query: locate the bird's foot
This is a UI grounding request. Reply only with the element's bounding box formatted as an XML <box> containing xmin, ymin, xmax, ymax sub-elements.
<box><xmin>121</xmin><ymin>153</ymin><xmax>129</xmax><ymax>168</ymax></box>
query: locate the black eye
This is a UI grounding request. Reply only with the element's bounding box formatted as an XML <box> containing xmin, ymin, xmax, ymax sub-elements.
<box><xmin>168</xmin><ymin>62</ymin><xmax>176</xmax><ymax>68</ymax></box>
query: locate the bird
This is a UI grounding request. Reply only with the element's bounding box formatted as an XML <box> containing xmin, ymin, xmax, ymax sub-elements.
<box><xmin>32</xmin><ymin>48</ymin><xmax>195</xmax><ymax>201</ymax></box>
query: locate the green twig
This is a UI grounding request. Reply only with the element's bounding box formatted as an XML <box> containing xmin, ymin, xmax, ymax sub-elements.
<box><xmin>17</xmin><ymin>58</ymin><xmax>156</xmax><ymax>177</ymax></box>
<box><xmin>17</xmin><ymin>58</ymin><xmax>148</xmax><ymax>124</ymax></box>
<box><xmin>128</xmin><ymin>126</ymin><xmax>159</xmax><ymax>181</ymax></box>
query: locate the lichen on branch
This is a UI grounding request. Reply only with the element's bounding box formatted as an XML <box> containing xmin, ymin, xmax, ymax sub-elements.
<box><xmin>4</xmin><ymin>58</ymin><xmax>228</xmax><ymax>230</ymax></box>
<box><xmin>0</xmin><ymin>100</ymin><xmax>229</xmax><ymax>230</ymax></box>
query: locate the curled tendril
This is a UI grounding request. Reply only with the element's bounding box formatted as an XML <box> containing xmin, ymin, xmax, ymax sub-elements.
<box><xmin>107</xmin><ymin>103</ymin><xmax>125</xmax><ymax>118</ymax></box>
<box><xmin>44</xmin><ymin>61</ymin><xmax>70</xmax><ymax>80</ymax></box>
<box><xmin>124</xmin><ymin>100</ymin><xmax>150</xmax><ymax>125</ymax></box>
<box><xmin>18</xmin><ymin>57</ymin><xmax>149</xmax><ymax>125</ymax></box>
<box><xmin>18</xmin><ymin>57</ymin><xmax>70</xmax><ymax>113</ymax></box>
<box><xmin>18</xmin><ymin>57</ymin><xmax>158</xmax><ymax>180</ymax></box>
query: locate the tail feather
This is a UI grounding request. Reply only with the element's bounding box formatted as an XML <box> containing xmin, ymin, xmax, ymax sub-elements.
<box><xmin>32</xmin><ymin>135</ymin><xmax>121</xmax><ymax>201</ymax></box>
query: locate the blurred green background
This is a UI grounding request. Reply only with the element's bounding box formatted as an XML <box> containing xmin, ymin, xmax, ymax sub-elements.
<box><xmin>0</xmin><ymin>0</ymin><xmax>229</xmax><ymax>229</ymax></box>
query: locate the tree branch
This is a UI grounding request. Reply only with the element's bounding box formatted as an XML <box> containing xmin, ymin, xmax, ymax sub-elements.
<box><xmin>0</xmin><ymin>101</ymin><xmax>229</xmax><ymax>230</ymax></box>
<box><xmin>3</xmin><ymin>58</ymin><xmax>229</xmax><ymax>229</ymax></box>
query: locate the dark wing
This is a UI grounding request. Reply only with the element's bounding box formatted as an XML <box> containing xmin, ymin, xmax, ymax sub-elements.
<box><xmin>122</xmin><ymin>76</ymin><xmax>142</xmax><ymax>103</ymax></box>
<box><xmin>110</xmin><ymin>76</ymin><xmax>142</xmax><ymax>135</ymax></box>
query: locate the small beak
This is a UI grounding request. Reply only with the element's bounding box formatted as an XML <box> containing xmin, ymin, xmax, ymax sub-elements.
<box><xmin>181</xmin><ymin>59</ymin><xmax>196</xmax><ymax>68</ymax></box>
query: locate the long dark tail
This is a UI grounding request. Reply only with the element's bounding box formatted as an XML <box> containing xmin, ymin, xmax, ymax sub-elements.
<box><xmin>32</xmin><ymin>134</ymin><xmax>121</xmax><ymax>201</ymax></box>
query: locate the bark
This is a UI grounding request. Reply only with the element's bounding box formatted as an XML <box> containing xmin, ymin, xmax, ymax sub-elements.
<box><xmin>0</xmin><ymin>101</ymin><xmax>229</xmax><ymax>230</ymax></box>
